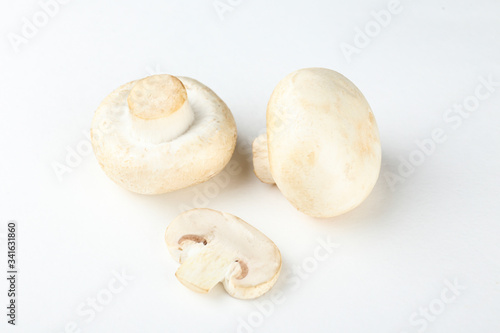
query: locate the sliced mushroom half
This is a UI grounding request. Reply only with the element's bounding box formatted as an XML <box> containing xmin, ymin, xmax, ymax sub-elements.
<box><xmin>165</xmin><ymin>209</ymin><xmax>282</xmax><ymax>299</ymax></box>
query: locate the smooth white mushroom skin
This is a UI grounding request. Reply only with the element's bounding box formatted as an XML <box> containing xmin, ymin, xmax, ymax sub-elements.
<box><xmin>165</xmin><ymin>209</ymin><xmax>282</xmax><ymax>300</ymax></box>
<box><xmin>262</xmin><ymin>68</ymin><xmax>381</xmax><ymax>218</ymax></box>
<box><xmin>252</xmin><ymin>133</ymin><xmax>275</xmax><ymax>184</ymax></box>
<box><xmin>91</xmin><ymin>74</ymin><xmax>237</xmax><ymax>194</ymax></box>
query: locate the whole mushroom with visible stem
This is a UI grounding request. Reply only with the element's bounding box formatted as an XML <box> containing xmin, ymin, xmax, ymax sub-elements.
<box><xmin>91</xmin><ymin>74</ymin><xmax>237</xmax><ymax>194</ymax></box>
<box><xmin>253</xmin><ymin>68</ymin><xmax>381</xmax><ymax>218</ymax></box>
<box><xmin>165</xmin><ymin>208</ymin><xmax>282</xmax><ymax>299</ymax></box>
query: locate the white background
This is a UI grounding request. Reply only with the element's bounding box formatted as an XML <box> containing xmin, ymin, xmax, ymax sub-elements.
<box><xmin>1</xmin><ymin>0</ymin><xmax>499</xmax><ymax>332</ymax></box>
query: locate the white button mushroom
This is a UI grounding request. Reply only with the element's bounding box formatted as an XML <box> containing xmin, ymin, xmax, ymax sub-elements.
<box><xmin>165</xmin><ymin>209</ymin><xmax>282</xmax><ymax>299</ymax></box>
<box><xmin>253</xmin><ymin>68</ymin><xmax>381</xmax><ymax>218</ymax></box>
<box><xmin>91</xmin><ymin>74</ymin><xmax>237</xmax><ymax>194</ymax></box>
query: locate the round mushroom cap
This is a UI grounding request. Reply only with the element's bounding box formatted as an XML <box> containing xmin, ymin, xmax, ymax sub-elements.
<box><xmin>91</xmin><ymin>74</ymin><xmax>237</xmax><ymax>194</ymax></box>
<box><xmin>267</xmin><ymin>68</ymin><xmax>381</xmax><ymax>218</ymax></box>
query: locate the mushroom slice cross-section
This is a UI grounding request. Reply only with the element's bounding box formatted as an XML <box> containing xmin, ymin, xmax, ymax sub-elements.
<box><xmin>165</xmin><ymin>209</ymin><xmax>282</xmax><ymax>299</ymax></box>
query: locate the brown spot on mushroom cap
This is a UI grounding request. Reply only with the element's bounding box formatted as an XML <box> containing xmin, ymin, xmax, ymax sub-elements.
<box><xmin>306</xmin><ymin>151</ymin><xmax>316</xmax><ymax>166</ymax></box>
<box><xmin>178</xmin><ymin>234</ymin><xmax>207</xmax><ymax>246</ymax></box>
<box><xmin>235</xmin><ymin>260</ymin><xmax>248</xmax><ymax>280</ymax></box>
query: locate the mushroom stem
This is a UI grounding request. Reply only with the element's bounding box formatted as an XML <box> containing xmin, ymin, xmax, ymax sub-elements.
<box><xmin>175</xmin><ymin>245</ymin><xmax>235</xmax><ymax>293</ymax></box>
<box><xmin>252</xmin><ymin>133</ymin><xmax>275</xmax><ymax>184</ymax></box>
<box><xmin>127</xmin><ymin>74</ymin><xmax>195</xmax><ymax>144</ymax></box>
